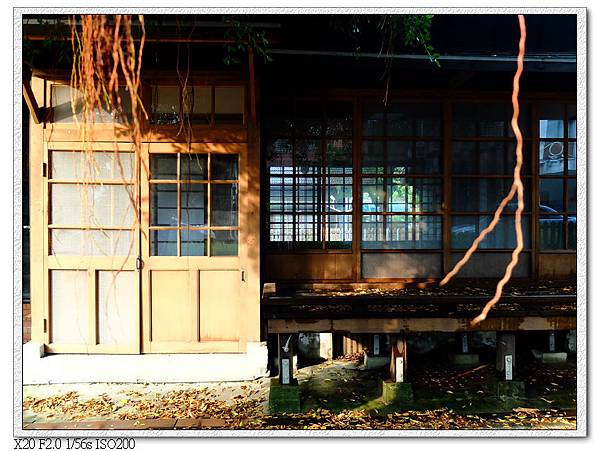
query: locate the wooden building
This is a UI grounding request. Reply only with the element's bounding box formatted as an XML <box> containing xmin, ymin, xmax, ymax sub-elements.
<box><xmin>22</xmin><ymin>14</ymin><xmax>578</xmax><ymax>382</ymax></box>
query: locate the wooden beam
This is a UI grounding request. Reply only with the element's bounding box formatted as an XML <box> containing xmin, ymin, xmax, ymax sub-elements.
<box><xmin>267</xmin><ymin>315</ymin><xmax>576</xmax><ymax>334</ymax></box>
<box><xmin>22</xmin><ymin>79</ymin><xmax>44</xmax><ymax>124</ymax></box>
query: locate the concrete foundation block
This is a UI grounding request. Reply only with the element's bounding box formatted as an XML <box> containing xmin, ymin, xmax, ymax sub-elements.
<box><xmin>23</xmin><ymin>341</ymin><xmax>45</xmax><ymax>360</ymax></box>
<box><xmin>381</xmin><ymin>380</ymin><xmax>414</xmax><ymax>404</ymax></box>
<box><xmin>542</xmin><ymin>352</ymin><xmax>568</xmax><ymax>363</ymax></box>
<box><xmin>497</xmin><ymin>380</ymin><xmax>525</xmax><ymax>398</ymax></box>
<box><xmin>269</xmin><ymin>378</ymin><xmax>301</xmax><ymax>413</ymax></box>
<box><xmin>363</xmin><ymin>352</ymin><xmax>390</xmax><ymax>369</ymax></box>
<box><xmin>450</xmin><ymin>353</ymin><xmax>480</xmax><ymax>366</ymax></box>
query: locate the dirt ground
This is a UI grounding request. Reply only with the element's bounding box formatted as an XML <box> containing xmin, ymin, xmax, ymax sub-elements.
<box><xmin>22</xmin><ymin>350</ymin><xmax>577</xmax><ymax>430</ymax></box>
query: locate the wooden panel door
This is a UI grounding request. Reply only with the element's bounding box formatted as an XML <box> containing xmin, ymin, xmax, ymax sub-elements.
<box><xmin>43</xmin><ymin>143</ymin><xmax>140</xmax><ymax>354</ymax></box>
<box><xmin>140</xmin><ymin>143</ymin><xmax>247</xmax><ymax>353</ymax></box>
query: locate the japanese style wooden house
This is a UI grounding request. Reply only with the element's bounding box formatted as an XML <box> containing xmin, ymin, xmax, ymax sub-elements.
<box><xmin>22</xmin><ymin>14</ymin><xmax>578</xmax><ymax>381</ymax></box>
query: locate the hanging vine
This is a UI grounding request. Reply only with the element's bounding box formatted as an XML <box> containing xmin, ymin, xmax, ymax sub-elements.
<box><xmin>69</xmin><ymin>14</ymin><xmax>147</xmax><ymax>266</ymax></box>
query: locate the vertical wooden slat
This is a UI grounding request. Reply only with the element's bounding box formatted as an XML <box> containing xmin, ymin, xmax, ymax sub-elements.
<box><xmin>352</xmin><ymin>97</ymin><xmax>361</xmax><ymax>281</ymax></box>
<box><xmin>531</xmin><ymin>103</ymin><xmax>540</xmax><ymax>278</ymax></box>
<box><xmin>29</xmin><ymin>77</ymin><xmax>45</xmax><ymax>343</ymax></box>
<box><xmin>88</xmin><ymin>269</ymin><xmax>97</xmax><ymax>345</ymax></box>
<box><xmin>442</xmin><ymin>100</ymin><xmax>452</xmax><ymax>274</ymax></box>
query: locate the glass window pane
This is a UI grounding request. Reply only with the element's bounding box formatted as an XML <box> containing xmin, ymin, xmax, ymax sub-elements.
<box><xmin>50</xmin><ymin>270</ymin><xmax>88</xmax><ymax>344</ymax></box>
<box><xmin>361</xmin><ymin>214</ymin><xmax>385</xmax><ymax>247</ymax></box>
<box><xmin>269</xmin><ymin>176</ymin><xmax>293</xmax><ymax>213</ymax></box>
<box><xmin>151</xmin><ymin>229</ymin><xmax>177</xmax><ymax>256</ymax></box>
<box><xmin>388</xmin><ymin>141</ymin><xmax>441</xmax><ymax>175</ymax></box>
<box><xmin>51</xmin><ymin>151</ymin><xmax>134</xmax><ymax>180</ymax></box>
<box><xmin>478</xmin><ymin>104</ymin><xmax>508</xmax><ymax>137</ymax></box>
<box><xmin>567</xmin><ymin>142</ymin><xmax>576</xmax><ymax>176</ymax></box>
<box><xmin>539</xmin><ymin>216</ymin><xmax>564</xmax><ymax>250</ymax></box>
<box><xmin>211</xmin><ymin>184</ymin><xmax>238</xmax><ymax>226</ymax></box>
<box><xmin>182</xmin><ymin>86</ymin><xmax>211</xmax><ymax>124</ymax></box>
<box><xmin>181</xmin><ymin>154</ymin><xmax>208</xmax><ymax>181</ymax></box>
<box><xmin>361</xmin><ymin>141</ymin><xmax>385</xmax><ymax>174</ymax></box>
<box><xmin>362</xmin><ymin>103</ymin><xmax>385</xmax><ymax>136</ymax></box>
<box><xmin>51</xmin><ymin>184</ymin><xmax>134</xmax><ymax>227</ymax></box>
<box><xmin>567</xmin><ymin>104</ymin><xmax>576</xmax><ymax>139</ymax></box>
<box><xmin>295</xmin><ymin>139</ymin><xmax>322</xmax><ymax>174</ymax></box>
<box><xmin>326</xmin><ymin>214</ymin><xmax>352</xmax><ymax>249</ymax></box>
<box><xmin>479</xmin><ymin>141</ymin><xmax>530</xmax><ymax>175</ymax></box>
<box><xmin>539</xmin><ymin>104</ymin><xmax>564</xmax><ymax>138</ymax></box>
<box><xmin>325</xmin><ymin>103</ymin><xmax>352</xmax><ymax>137</ymax></box>
<box><xmin>361</xmin><ymin>177</ymin><xmax>385</xmax><ymax>212</ymax></box>
<box><xmin>326</xmin><ymin>176</ymin><xmax>353</xmax><ymax>212</ymax></box>
<box><xmin>181</xmin><ymin>184</ymin><xmax>207</xmax><ymax>226</ymax></box>
<box><xmin>98</xmin><ymin>271</ymin><xmax>136</xmax><ymax>345</ymax></box>
<box><xmin>362</xmin><ymin>214</ymin><xmax>441</xmax><ymax>249</ymax></box>
<box><xmin>52</xmin><ymin>85</ymin><xmax>131</xmax><ymax>124</ymax></box>
<box><xmin>451</xmin><ymin>215</ymin><xmax>530</xmax><ymax>249</ymax></box>
<box><xmin>181</xmin><ymin>229</ymin><xmax>208</xmax><ymax>256</ymax></box>
<box><xmin>296</xmin><ymin>102</ymin><xmax>322</xmax><ymax>137</ymax></box>
<box><xmin>211</xmin><ymin>230</ymin><xmax>238</xmax><ymax>256</ymax></box>
<box><xmin>540</xmin><ymin>179</ymin><xmax>564</xmax><ymax>212</ymax></box>
<box><xmin>211</xmin><ymin>154</ymin><xmax>238</xmax><ymax>180</ymax></box>
<box><xmin>326</xmin><ymin>139</ymin><xmax>352</xmax><ymax>174</ymax></box>
<box><xmin>568</xmin><ymin>178</ymin><xmax>577</xmax><ymax>214</ymax></box>
<box><xmin>267</xmin><ymin>139</ymin><xmax>293</xmax><ymax>175</ymax></box>
<box><xmin>151</xmin><ymin>86</ymin><xmax>180</xmax><ymax>125</ymax></box>
<box><xmin>388</xmin><ymin>178</ymin><xmax>441</xmax><ymax>213</ymax></box>
<box><xmin>151</xmin><ymin>184</ymin><xmax>178</xmax><ymax>226</ymax></box>
<box><xmin>452</xmin><ymin>141</ymin><xmax>478</xmax><ymax>174</ymax></box>
<box><xmin>269</xmin><ymin>214</ymin><xmax>294</xmax><ymax>242</ymax></box>
<box><xmin>539</xmin><ymin>141</ymin><xmax>566</xmax><ymax>176</ymax></box>
<box><xmin>296</xmin><ymin>177</ymin><xmax>322</xmax><ymax>213</ymax></box>
<box><xmin>151</xmin><ymin>154</ymin><xmax>177</xmax><ymax>180</ymax></box>
<box><xmin>51</xmin><ymin>229</ymin><xmax>134</xmax><ymax>256</ymax></box>
<box><xmin>452</xmin><ymin>178</ymin><xmax>530</xmax><ymax>212</ymax></box>
<box><xmin>295</xmin><ymin>214</ymin><xmax>322</xmax><ymax>247</ymax></box>
<box><xmin>567</xmin><ymin>215</ymin><xmax>576</xmax><ymax>250</ymax></box>
<box><xmin>453</xmin><ymin>104</ymin><xmax>477</xmax><ymax>137</ymax></box>
<box><xmin>387</xmin><ymin>104</ymin><xmax>412</xmax><ymax>136</ymax></box>
<box><xmin>214</xmin><ymin>86</ymin><xmax>244</xmax><ymax>124</ymax></box>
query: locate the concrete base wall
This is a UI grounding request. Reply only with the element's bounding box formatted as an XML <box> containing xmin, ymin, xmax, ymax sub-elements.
<box><xmin>23</xmin><ymin>342</ymin><xmax>269</xmax><ymax>385</ymax></box>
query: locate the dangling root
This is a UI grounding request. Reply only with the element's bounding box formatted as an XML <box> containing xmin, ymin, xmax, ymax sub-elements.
<box><xmin>439</xmin><ymin>15</ymin><xmax>527</xmax><ymax>326</ymax></box>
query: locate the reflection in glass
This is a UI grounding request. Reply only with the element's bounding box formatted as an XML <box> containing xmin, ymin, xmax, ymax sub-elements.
<box><xmin>151</xmin><ymin>229</ymin><xmax>177</xmax><ymax>256</ymax></box>
<box><xmin>151</xmin><ymin>184</ymin><xmax>178</xmax><ymax>226</ymax></box>
<box><xmin>539</xmin><ymin>179</ymin><xmax>564</xmax><ymax>212</ymax></box>
<box><xmin>181</xmin><ymin>229</ymin><xmax>208</xmax><ymax>256</ymax></box>
<box><xmin>539</xmin><ymin>104</ymin><xmax>564</xmax><ymax>138</ymax></box>
<box><xmin>211</xmin><ymin>230</ymin><xmax>238</xmax><ymax>256</ymax></box>
<box><xmin>362</xmin><ymin>214</ymin><xmax>442</xmax><ymax>249</ymax></box>
<box><xmin>211</xmin><ymin>184</ymin><xmax>238</xmax><ymax>226</ymax></box>
<box><xmin>452</xmin><ymin>178</ymin><xmax>531</xmax><ymax>212</ymax></box>
<box><xmin>180</xmin><ymin>154</ymin><xmax>208</xmax><ymax>181</ymax></box>
<box><xmin>151</xmin><ymin>154</ymin><xmax>177</xmax><ymax>180</ymax></box>
<box><xmin>539</xmin><ymin>141</ymin><xmax>565</xmax><ymax>176</ymax></box>
<box><xmin>211</xmin><ymin>154</ymin><xmax>238</xmax><ymax>180</ymax></box>
<box><xmin>451</xmin><ymin>216</ymin><xmax>530</xmax><ymax>249</ymax></box>
<box><xmin>326</xmin><ymin>214</ymin><xmax>352</xmax><ymax>248</ymax></box>
<box><xmin>181</xmin><ymin>184</ymin><xmax>207</xmax><ymax>226</ymax></box>
<box><xmin>568</xmin><ymin>179</ymin><xmax>577</xmax><ymax>213</ymax></box>
<box><xmin>539</xmin><ymin>216</ymin><xmax>565</xmax><ymax>250</ymax></box>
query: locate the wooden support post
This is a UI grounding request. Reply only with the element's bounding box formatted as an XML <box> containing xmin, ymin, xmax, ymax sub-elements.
<box><xmin>389</xmin><ymin>334</ymin><xmax>408</xmax><ymax>383</ymax></box>
<box><xmin>496</xmin><ymin>332</ymin><xmax>516</xmax><ymax>374</ymax></box>
<box><xmin>278</xmin><ymin>333</ymin><xmax>295</xmax><ymax>385</ymax></box>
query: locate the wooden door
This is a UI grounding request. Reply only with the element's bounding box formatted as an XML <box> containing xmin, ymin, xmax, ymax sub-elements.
<box><xmin>140</xmin><ymin>143</ymin><xmax>247</xmax><ymax>353</ymax></box>
<box><xmin>44</xmin><ymin>143</ymin><xmax>140</xmax><ymax>354</ymax></box>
